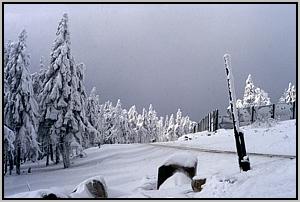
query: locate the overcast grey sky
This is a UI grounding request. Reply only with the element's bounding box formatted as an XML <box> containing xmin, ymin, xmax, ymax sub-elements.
<box><xmin>4</xmin><ymin>4</ymin><xmax>296</xmax><ymax>121</ymax></box>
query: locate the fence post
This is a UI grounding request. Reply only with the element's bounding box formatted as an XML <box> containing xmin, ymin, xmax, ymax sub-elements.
<box><xmin>208</xmin><ymin>112</ymin><xmax>211</xmax><ymax>132</ymax></box>
<box><xmin>251</xmin><ymin>106</ymin><xmax>255</xmax><ymax>123</ymax></box>
<box><xmin>271</xmin><ymin>104</ymin><xmax>275</xmax><ymax>119</ymax></box>
<box><xmin>215</xmin><ymin>109</ymin><xmax>219</xmax><ymax>131</ymax></box>
<box><xmin>293</xmin><ymin>102</ymin><xmax>296</xmax><ymax>119</ymax></box>
<box><xmin>206</xmin><ymin>115</ymin><xmax>208</xmax><ymax>131</ymax></box>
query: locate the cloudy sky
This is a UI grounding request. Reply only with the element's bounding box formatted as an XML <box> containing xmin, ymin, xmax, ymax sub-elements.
<box><xmin>4</xmin><ymin>4</ymin><xmax>296</xmax><ymax>121</ymax></box>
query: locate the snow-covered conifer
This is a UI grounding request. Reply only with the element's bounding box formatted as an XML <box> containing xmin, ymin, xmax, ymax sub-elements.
<box><xmin>167</xmin><ymin>114</ymin><xmax>175</xmax><ymax>141</ymax></box>
<box><xmin>4</xmin><ymin>30</ymin><xmax>40</xmax><ymax>174</ymax></box>
<box><xmin>243</xmin><ymin>74</ymin><xmax>256</xmax><ymax>107</ymax></box>
<box><xmin>39</xmin><ymin>14</ymin><xmax>97</xmax><ymax>168</ymax></box>
<box><xmin>32</xmin><ymin>57</ymin><xmax>47</xmax><ymax>101</ymax></box>
<box><xmin>254</xmin><ymin>88</ymin><xmax>271</xmax><ymax>106</ymax></box>
<box><xmin>174</xmin><ymin>109</ymin><xmax>184</xmax><ymax>138</ymax></box>
<box><xmin>279</xmin><ymin>83</ymin><xmax>296</xmax><ymax>103</ymax></box>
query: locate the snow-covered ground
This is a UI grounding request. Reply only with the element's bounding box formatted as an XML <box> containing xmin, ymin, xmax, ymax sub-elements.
<box><xmin>172</xmin><ymin>119</ymin><xmax>296</xmax><ymax>156</ymax></box>
<box><xmin>4</xmin><ymin>120</ymin><xmax>296</xmax><ymax>198</ymax></box>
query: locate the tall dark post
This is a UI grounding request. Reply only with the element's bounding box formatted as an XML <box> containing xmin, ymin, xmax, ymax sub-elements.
<box><xmin>224</xmin><ymin>54</ymin><xmax>250</xmax><ymax>172</ymax></box>
<box><xmin>292</xmin><ymin>101</ymin><xmax>296</xmax><ymax>119</ymax></box>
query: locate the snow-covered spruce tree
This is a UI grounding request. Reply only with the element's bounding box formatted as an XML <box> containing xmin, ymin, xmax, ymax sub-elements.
<box><xmin>157</xmin><ymin>117</ymin><xmax>164</xmax><ymax>142</ymax></box>
<box><xmin>4</xmin><ymin>40</ymin><xmax>13</xmax><ymax>70</ymax></box>
<box><xmin>32</xmin><ymin>56</ymin><xmax>47</xmax><ymax>102</ymax></box>
<box><xmin>128</xmin><ymin>105</ymin><xmax>138</xmax><ymax>142</ymax></box>
<box><xmin>73</xmin><ymin>63</ymin><xmax>100</xmax><ymax>148</ymax></box>
<box><xmin>148</xmin><ymin>104</ymin><xmax>159</xmax><ymax>142</ymax></box>
<box><xmin>39</xmin><ymin>14</ymin><xmax>97</xmax><ymax>168</ymax></box>
<box><xmin>253</xmin><ymin>87</ymin><xmax>271</xmax><ymax>106</ymax></box>
<box><xmin>162</xmin><ymin>115</ymin><xmax>169</xmax><ymax>142</ymax></box>
<box><xmin>167</xmin><ymin>114</ymin><xmax>175</xmax><ymax>141</ymax></box>
<box><xmin>243</xmin><ymin>74</ymin><xmax>256</xmax><ymax>107</ymax></box>
<box><xmin>136</xmin><ymin>113</ymin><xmax>146</xmax><ymax>143</ymax></box>
<box><xmin>4</xmin><ymin>40</ymin><xmax>13</xmax><ymax>109</ymax></box>
<box><xmin>181</xmin><ymin>116</ymin><xmax>191</xmax><ymax>135</ymax></box>
<box><xmin>86</xmin><ymin>87</ymin><xmax>100</xmax><ymax>129</ymax></box>
<box><xmin>102</xmin><ymin>101</ymin><xmax>114</xmax><ymax>144</ymax></box>
<box><xmin>4</xmin><ymin>30</ymin><xmax>40</xmax><ymax>174</ymax></box>
<box><xmin>279</xmin><ymin>83</ymin><xmax>296</xmax><ymax>103</ymax></box>
<box><xmin>85</xmin><ymin>86</ymin><xmax>103</xmax><ymax>145</ymax></box>
<box><xmin>174</xmin><ymin>109</ymin><xmax>184</xmax><ymax>139</ymax></box>
<box><xmin>109</xmin><ymin>99</ymin><xmax>132</xmax><ymax>144</ymax></box>
<box><xmin>4</xmin><ymin>125</ymin><xmax>15</xmax><ymax>175</ymax></box>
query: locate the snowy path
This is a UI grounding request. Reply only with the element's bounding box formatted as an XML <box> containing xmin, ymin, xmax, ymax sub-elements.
<box><xmin>149</xmin><ymin>143</ymin><xmax>296</xmax><ymax>159</ymax></box>
<box><xmin>4</xmin><ymin>120</ymin><xmax>296</xmax><ymax>198</ymax></box>
<box><xmin>4</xmin><ymin>143</ymin><xmax>296</xmax><ymax>198</ymax></box>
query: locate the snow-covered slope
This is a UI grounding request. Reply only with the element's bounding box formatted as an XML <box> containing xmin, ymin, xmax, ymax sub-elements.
<box><xmin>4</xmin><ymin>120</ymin><xmax>296</xmax><ymax>198</ymax></box>
<box><xmin>173</xmin><ymin>119</ymin><xmax>296</xmax><ymax>156</ymax></box>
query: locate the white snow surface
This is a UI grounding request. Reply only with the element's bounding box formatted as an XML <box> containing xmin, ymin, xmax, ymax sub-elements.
<box><xmin>4</xmin><ymin>120</ymin><xmax>296</xmax><ymax>198</ymax></box>
<box><xmin>163</xmin><ymin>152</ymin><xmax>197</xmax><ymax>167</ymax></box>
<box><xmin>159</xmin><ymin>172</ymin><xmax>192</xmax><ymax>190</ymax></box>
<box><xmin>175</xmin><ymin>119</ymin><xmax>296</xmax><ymax>156</ymax></box>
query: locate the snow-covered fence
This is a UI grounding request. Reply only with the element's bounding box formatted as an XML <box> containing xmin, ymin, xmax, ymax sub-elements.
<box><xmin>219</xmin><ymin>102</ymin><xmax>296</xmax><ymax>129</ymax></box>
<box><xmin>195</xmin><ymin>109</ymin><xmax>219</xmax><ymax>133</ymax></box>
<box><xmin>194</xmin><ymin>103</ymin><xmax>295</xmax><ymax>132</ymax></box>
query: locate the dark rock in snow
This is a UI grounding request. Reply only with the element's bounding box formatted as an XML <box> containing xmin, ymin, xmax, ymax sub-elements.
<box><xmin>157</xmin><ymin>152</ymin><xmax>197</xmax><ymax>189</ymax></box>
<box><xmin>42</xmin><ymin>193</ymin><xmax>59</xmax><ymax>199</ymax></box>
<box><xmin>70</xmin><ymin>175</ymin><xmax>108</xmax><ymax>198</ymax></box>
<box><xmin>86</xmin><ymin>180</ymin><xmax>108</xmax><ymax>198</ymax></box>
<box><xmin>191</xmin><ymin>177</ymin><xmax>206</xmax><ymax>192</ymax></box>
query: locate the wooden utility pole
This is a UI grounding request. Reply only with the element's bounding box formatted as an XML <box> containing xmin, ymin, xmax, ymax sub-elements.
<box><xmin>224</xmin><ymin>54</ymin><xmax>250</xmax><ymax>171</ymax></box>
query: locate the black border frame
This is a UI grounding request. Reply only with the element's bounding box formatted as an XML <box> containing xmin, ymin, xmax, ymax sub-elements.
<box><xmin>2</xmin><ymin>1</ymin><xmax>298</xmax><ymax>200</ymax></box>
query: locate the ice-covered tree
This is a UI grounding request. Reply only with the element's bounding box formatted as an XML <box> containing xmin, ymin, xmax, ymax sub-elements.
<box><xmin>279</xmin><ymin>83</ymin><xmax>296</xmax><ymax>103</ymax></box>
<box><xmin>236</xmin><ymin>99</ymin><xmax>243</xmax><ymax>108</ymax></box>
<box><xmin>254</xmin><ymin>88</ymin><xmax>271</xmax><ymax>106</ymax></box>
<box><xmin>174</xmin><ymin>109</ymin><xmax>184</xmax><ymax>138</ymax></box>
<box><xmin>167</xmin><ymin>114</ymin><xmax>175</xmax><ymax>141</ymax></box>
<box><xmin>162</xmin><ymin>115</ymin><xmax>169</xmax><ymax>141</ymax></box>
<box><xmin>157</xmin><ymin>117</ymin><xmax>164</xmax><ymax>142</ymax></box>
<box><xmin>109</xmin><ymin>99</ymin><xmax>129</xmax><ymax>143</ymax></box>
<box><xmin>32</xmin><ymin>56</ymin><xmax>47</xmax><ymax>102</ymax></box>
<box><xmin>128</xmin><ymin>105</ymin><xmax>138</xmax><ymax>142</ymax></box>
<box><xmin>39</xmin><ymin>14</ymin><xmax>97</xmax><ymax>168</ymax></box>
<box><xmin>243</xmin><ymin>74</ymin><xmax>256</xmax><ymax>107</ymax></box>
<box><xmin>4</xmin><ymin>30</ymin><xmax>40</xmax><ymax>174</ymax></box>
<box><xmin>86</xmin><ymin>87</ymin><xmax>101</xmax><ymax>134</ymax></box>
<box><xmin>4</xmin><ymin>40</ymin><xmax>13</xmax><ymax>71</ymax></box>
<box><xmin>148</xmin><ymin>104</ymin><xmax>158</xmax><ymax>142</ymax></box>
<box><xmin>4</xmin><ymin>125</ymin><xmax>15</xmax><ymax>175</ymax></box>
<box><xmin>102</xmin><ymin>101</ymin><xmax>114</xmax><ymax>144</ymax></box>
<box><xmin>86</xmin><ymin>87</ymin><xmax>103</xmax><ymax>144</ymax></box>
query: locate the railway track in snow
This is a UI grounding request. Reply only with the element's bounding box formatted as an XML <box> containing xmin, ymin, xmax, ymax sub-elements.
<box><xmin>149</xmin><ymin>143</ymin><xmax>296</xmax><ymax>159</ymax></box>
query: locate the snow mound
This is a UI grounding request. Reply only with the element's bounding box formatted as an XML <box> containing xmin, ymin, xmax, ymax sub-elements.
<box><xmin>70</xmin><ymin>175</ymin><xmax>108</xmax><ymax>198</ymax></box>
<box><xmin>159</xmin><ymin>172</ymin><xmax>192</xmax><ymax>190</ymax></box>
<box><xmin>135</xmin><ymin>176</ymin><xmax>157</xmax><ymax>191</ymax></box>
<box><xmin>7</xmin><ymin>189</ymin><xmax>68</xmax><ymax>198</ymax></box>
<box><xmin>163</xmin><ymin>152</ymin><xmax>197</xmax><ymax>168</ymax></box>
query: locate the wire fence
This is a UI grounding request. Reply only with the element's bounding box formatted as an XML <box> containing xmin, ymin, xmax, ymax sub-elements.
<box><xmin>194</xmin><ymin>102</ymin><xmax>296</xmax><ymax>133</ymax></box>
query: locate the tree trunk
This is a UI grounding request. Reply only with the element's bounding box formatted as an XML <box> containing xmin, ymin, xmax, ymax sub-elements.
<box><xmin>46</xmin><ymin>145</ymin><xmax>49</xmax><ymax>166</ymax></box>
<box><xmin>9</xmin><ymin>151</ymin><xmax>14</xmax><ymax>175</ymax></box>
<box><xmin>55</xmin><ymin>145</ymin><xmax>60</xmax><ymax>164</ymax></box>
<box><xmin>59</xmin><ymin>141</ymin><xmax>70</xmax><ymax>169</ymax></box>
<box><xmin>50</xmin><ymin>144</ymin><xmax>54</xmax><ymax>162</ymax></box>
<box><xmin>65</xmin><ymin>142</ymin><xmax>70</xmax><ymax>167</ymax></box>
<box><xmin>16</xmin><ymin>146</ymin><xmax>21</xmax><ymax>175</ymax></box>
<box><xmin>4</xmin><ymin>150</ymin><xmax>8</xmax><ymax>175</ymax></box>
